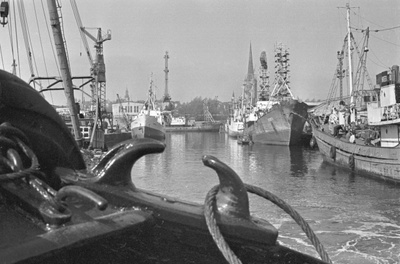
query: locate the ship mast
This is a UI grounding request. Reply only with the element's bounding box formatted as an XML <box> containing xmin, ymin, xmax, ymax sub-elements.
<box><xmin>47</xmin><ymin>0</ymin><xmax>82</xmax><ymax>146</ymax></box>
<box><xmin>346</xmin><ymin>3</ymin><xmax>354</xmax><ymax>104</ymax></box>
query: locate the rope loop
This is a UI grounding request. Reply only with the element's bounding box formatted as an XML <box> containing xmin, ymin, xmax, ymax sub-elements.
<box><xmin>204</xmin><ymin>183</ymin><xmax>332</xmax><ymax>264</ymax></box>
<box><xmin>204</xmin><ymin>185</ymin><xmax>242</xmax><ymax>264</ymax></box>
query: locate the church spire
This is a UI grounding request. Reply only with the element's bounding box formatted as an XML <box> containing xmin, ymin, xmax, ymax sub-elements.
<box><xmin>246</xmin><ymin>43</ymin><xmax>254</xmax><ymax>81</ymax></box>
<box><xmin>243</xmin><ymin>43</ymin><xmax>257</xmax><ymax>106</ymax></box>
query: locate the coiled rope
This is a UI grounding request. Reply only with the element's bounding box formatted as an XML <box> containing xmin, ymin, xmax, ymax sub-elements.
<box><xmin>204</xmin><ymin>184</ymin><xmax>332</xmax><ymax>264</ymax></box>
<box><xmin>204</xmin><ymin>185</ymin><xmax>242</xmax><ymax>264</ymax></box>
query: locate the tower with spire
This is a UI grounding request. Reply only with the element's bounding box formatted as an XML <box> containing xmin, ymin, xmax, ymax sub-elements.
<box><xmin>162</xmin><ymin>51</ymin><xmax>171</xmax><ymax>105</ymax></box>
<box><xmin>243</xmin><ymin>43</ymin><xmax>257</xmax><ymax>106</ymax></box>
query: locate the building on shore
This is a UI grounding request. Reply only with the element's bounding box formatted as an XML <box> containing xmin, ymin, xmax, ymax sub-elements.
<box><xmin>111</xmin><ymin>101</ymin><xmax>144</xmax><ymax>130</ymax></box>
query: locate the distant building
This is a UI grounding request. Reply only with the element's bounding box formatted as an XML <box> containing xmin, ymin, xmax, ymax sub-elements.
<box><xmin>112</xmin><ymin>101</ymin><xmax>144</xmax><ymax>128</ymax></box>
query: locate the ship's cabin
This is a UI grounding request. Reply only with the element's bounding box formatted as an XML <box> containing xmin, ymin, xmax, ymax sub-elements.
<box><xmin>367</xmin><ymin>65</ymin><xmax>400</xmax><ymax>147</ymax></box>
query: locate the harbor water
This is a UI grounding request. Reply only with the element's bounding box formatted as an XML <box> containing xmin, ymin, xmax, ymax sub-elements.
<box><xmin>133</xmin><ymin>132</ymin><xmax>400</xmax><ymax>264</ymax></box>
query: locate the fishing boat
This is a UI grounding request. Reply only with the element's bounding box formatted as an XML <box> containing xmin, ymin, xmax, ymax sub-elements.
<box><xmin>0</xmin><ymin>68</ymin><xmax>333</xmax><ymax>264</ymax></box>
<box><xmin>131</xmin><ymin>76</ymin><xmax>166</xmax><ymax>141</ymax></box>
<box><xmin>309</xmin><ymin>4</ymin><xmax>400</xmax><ymax>183</ymax></box>
<box><xmin>245</xmin><ymin>45</ymin><xmax>309</xmax><ymax>146</ymax></box>
<box><xmin>226</xmin><ymin>93</ymin><xmax>245</xmax><ymax>138</ymax></box>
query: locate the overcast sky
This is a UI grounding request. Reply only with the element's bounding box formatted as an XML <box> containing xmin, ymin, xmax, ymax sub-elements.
<box><xmin>0</xmin><ymin>0</ymin><xmax>399</xmax><ymax>106</ymax></box>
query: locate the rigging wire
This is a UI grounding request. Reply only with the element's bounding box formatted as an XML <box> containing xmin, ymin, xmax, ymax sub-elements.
<box><xmin>353</xmin><ymin>10</ymin><xmax>395</xmax><ymax>31</ymax></box>
<box><xmin>23</xmin><ymin>0</ymin><xmax>40</xmax><ymax>77</ymax></box>
<box><xmin>40</xmin><ymin>0</ymin><xmax>60</xmax><ymax>77</ymax></box>
<box><xmin>366</xmin><ymin>49</ymin><xmax>391</xmax><ymax>70</ymax></box>
<box><xmin>70</xmin><ymin>0</ymin><xmax>93</xmax><ymax>65</ymax></box>
<box><xmin>6</xmin><ymin>6</ymin><xmax>15</xmax><ymax>72</ymax></box>
<box><xmin>17</xmin><ymin>0</ymin><xmax>36</xmax><ymax>77</ymax></box>
<box><xmin>39</xmin><ymin>0</ymin><xmax>56</xmax><ymax>103</ymax></box>
<box><xmin>0</xmin><ymin>44</ymin><xmax>4</xmax><ymax>69</ymax></box>
<box><xmin>33</xmin><ymin>0</ymin><xmax>50</xmax><ymax>87</ymax></box>
<box><xmin>349</xmin><ymin>9</ymin><xmax>400</xmax><ymax>47</ymax></box>
<box><xmin>369</xmin><ymin>33</ymin><xmax>400</xmax><ymax>48</ymax></box>
<box><xmin>12</xmin><ymin>0</ymin><xmax>21</xmax><ymax>76</ymax></box>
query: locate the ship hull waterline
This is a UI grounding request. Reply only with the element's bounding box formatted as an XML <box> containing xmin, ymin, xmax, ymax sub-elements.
<box><xmin>246</xmin><ymin>100</ymin><xmax>309</xmax><ymax>146</ymax></box>
<box><xmin>131</xmin><ymin>115</ymin><xmax>165</xmax><ymax>142</ymax></box>
<box><xmin>165</xmin><ymin>122</ymin><xmax>221</xmax><ymax>132</ymax></box>
<box><xmin>311</xmin><ymin>123</ymin><xmax>400</xmax><ymax>183</ymax></box>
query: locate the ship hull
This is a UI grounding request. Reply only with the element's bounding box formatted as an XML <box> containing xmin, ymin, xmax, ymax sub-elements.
<box><xmin>227</xmin><ymin>119</ymin><xmax>244</xmax><ymax>138</ymax></box>
<box><xmin>165</xmin><ymin>122</ymin><xmax>221</xmax><ymax>132</ymax></box>
<box><xmin>104</xmin><ymin>132</ymin><xmax>132</xmax><ymax>149</ymax></box>
<box><xmin>310</xmin><ymin>119</ymin><xmax>400</xmax><ymax>183</ymax></box>
<box><xmin>246</xmin><ymin>100</ymin><xmax>308</xmax><ymax>146</ymax></box>
<box><xmin>131</xmin><ymin>114</ymin><xmax>165</xmax><ymax>141</ymax></box>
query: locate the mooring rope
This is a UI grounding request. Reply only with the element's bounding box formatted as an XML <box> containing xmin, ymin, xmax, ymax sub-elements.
<box><xmin>204</xmin><ymin>183</ymin><xmax>332</xmax><ymax>264</ymax></box>
<box><xmin>204</xmin><ymin>185</ymin><xmax>242</xmax><ymax>264</ymax></box>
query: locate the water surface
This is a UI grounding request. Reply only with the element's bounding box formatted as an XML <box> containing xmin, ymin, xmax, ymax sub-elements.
<box><xmin>133</xmin><ymin>132</ymin><xmax>400</xmax><ymax>264</ymax></box>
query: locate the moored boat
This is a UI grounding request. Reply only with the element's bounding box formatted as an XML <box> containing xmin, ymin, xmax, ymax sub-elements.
<box><xmin>131</xmin><ymin>111</ymin><xmax>165</xmax><ymax>141</ymax></box>
<box><xmin>245</xmin><ymin>44</ymin><xmax>308</xmax><ymax>146</ymax></box>
<box><xmin>227</xmin><ymin>119</ymin><xmax>244</xmax><ymax>137</ymax></box>
<box><xmin>309</xmin><ymin>4</ymin><xmax>400</xmax><ymax>183</ymax></box>
<box><xmin>131</xmin><ymin>76</ymin><xmax>166</xmax><ymax>141</ymax></box>
<box><xmin>0</xmin><ymin>68</ymin><xmax>331</xmax><ymax>264</ymax></box>
<box><xmin>247</xmin><ymin>99</ymin><xmax>309</xmax><ymax>145</ymax></box>
<box><xmin>226</xmin><ymin>93</ymin><xmax>245</xmax><ymax>138</ymax></box>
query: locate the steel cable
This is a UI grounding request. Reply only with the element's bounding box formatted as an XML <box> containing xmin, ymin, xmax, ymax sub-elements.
<box><xmin>204</xmin><ymin>185</ymin><xmax>242</xmax><ymax>264</ymax></box>
<box><xmin>204</xmin><ymin>183</ymin><xmax>332</xmax><ymax>264</ymax></box>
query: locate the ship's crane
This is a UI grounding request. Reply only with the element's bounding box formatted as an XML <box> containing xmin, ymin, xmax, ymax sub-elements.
<box><xmin>80</xmin><ymin>27</ymin><xmax>111</xmax><ymax>113</ymax></box>
<box><xmin>70</xmin><ymin>0</ymin><xmax>111</xmax><ymax>125</ymax></box>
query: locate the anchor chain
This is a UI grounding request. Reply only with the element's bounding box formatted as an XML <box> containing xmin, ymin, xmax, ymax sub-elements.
<box><xmin>204</xmin><ymin>183</ymin><xmax>332</xmax><ymax>264</ymax></box>
<box><xmin>0</xmin><ymin>123</ymin><xmax>68</xmax><ymax>211</ymax></box>
<box><xmin>0</xmin><ymin>122</ymin><xmax>107</xmax><ymax>223</ymax></box>
<box><xmin>0</xmin><ymin>125</ymin><xmax>39</xmax><ymax>181</ymax></box>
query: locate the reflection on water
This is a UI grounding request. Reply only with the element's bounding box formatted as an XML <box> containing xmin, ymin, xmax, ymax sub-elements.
<box><xmin>133</xmin><ymin>132</ymin><xmax>400</xmax><ymax>264</ymax></box>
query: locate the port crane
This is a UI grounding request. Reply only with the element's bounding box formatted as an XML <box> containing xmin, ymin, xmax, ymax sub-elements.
<box><xmin>70</xmin><ymin>0</ymin><xmax>111</xmax><ymax>127</ymax></box>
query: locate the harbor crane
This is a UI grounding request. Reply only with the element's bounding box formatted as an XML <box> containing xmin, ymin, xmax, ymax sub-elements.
<box><xmin>70</xmin><ymin>0</ymin><xmax>111</xmax><ymax>126</ymax></box>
